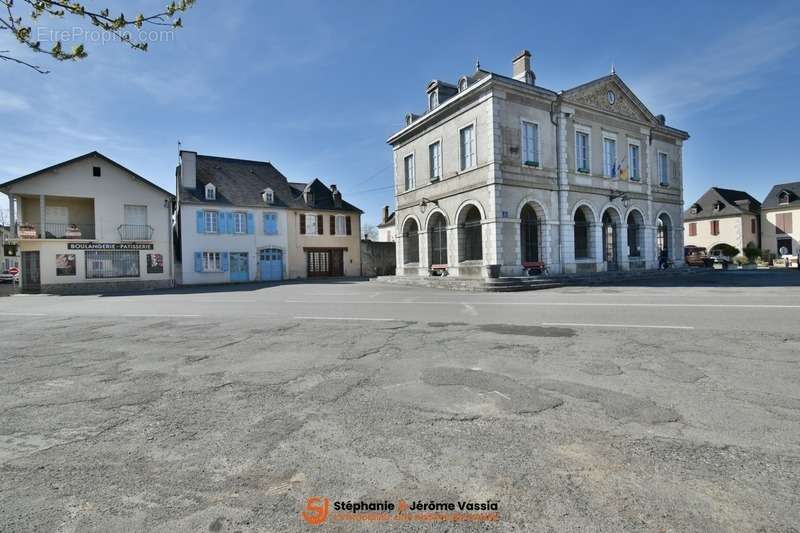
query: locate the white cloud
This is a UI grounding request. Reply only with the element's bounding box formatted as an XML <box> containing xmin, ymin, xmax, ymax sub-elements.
<box><xmin>633</xmin><ymin>12</ymin><xmax>800</xmax><ymax>117</ymax></box>
<box><xmin>0</xmin><ymin>90</ymin><xmax>31</xmax><ymax>112</ymax></box>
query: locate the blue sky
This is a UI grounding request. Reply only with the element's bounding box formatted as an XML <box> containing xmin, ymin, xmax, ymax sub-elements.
<box><xmin>1</xmin><ymin>0</ymin><xmax>799</xmax><ymax>226</ymax></box>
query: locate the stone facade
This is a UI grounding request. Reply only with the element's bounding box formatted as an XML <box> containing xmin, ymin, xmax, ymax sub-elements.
<box><xmin>387</xmin><ymin>52</ymin><xmax>689</xmax><ymax>278</ymax></box>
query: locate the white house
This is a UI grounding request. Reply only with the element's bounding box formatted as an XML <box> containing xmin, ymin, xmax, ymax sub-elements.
<box><xmin>175</xmin><ymin>151</ymin><xmax>290</xmax><ymax>284</ymax></box>
<box><xmin>0</xmin><ymin>152</ymin><xmax>174</xmax><ymax>293</ymax></box>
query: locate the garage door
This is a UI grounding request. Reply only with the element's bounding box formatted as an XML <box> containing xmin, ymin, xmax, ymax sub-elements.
<box><xmin>259</xmin><ymin>248</ymin><xmax>283</xmax><ymax>281</ymax></box>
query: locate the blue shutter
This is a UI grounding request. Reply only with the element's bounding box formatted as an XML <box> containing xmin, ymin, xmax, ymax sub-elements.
<box><xmin>264</xmin><ymin>213</ymin><xmax>278</xmax><ymax>235</ymax></box>
<box><xmin>217</xmin><ymin>211</ymin><xmax>225</xmax><ymax>234</ymax></box>
<box><xmin>196</xmin><ymin>211</ymin><xmax>204</xmax><ymax>233</ymax></box>
<box><xmin>226</xmin><ymin>212</ymin><xmax>234</xmax><ymax>234</ymax></box>
<box><xmin>246</xmin><ymin>212</ymin><xmax>255</xmax><ymax>234</ymax></box>
<box><xmin>221</xmin><ymin>252</ymin><xmax>229</xmax><ymax>272</ymax></box>
<box><xmin>194</xmin><ymin>252</ymin><xmax>202</xmax><ymax>272</ymax></box>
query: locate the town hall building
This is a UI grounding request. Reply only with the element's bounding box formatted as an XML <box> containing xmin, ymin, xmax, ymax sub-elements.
<box><xmin>387</xmin><ymin>50</ymin><xmax>689</xmax><ymax>277</ymax></box>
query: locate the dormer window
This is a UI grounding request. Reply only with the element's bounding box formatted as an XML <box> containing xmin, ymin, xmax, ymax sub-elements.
<box><xmin>458</xmin><ymin>77</ymin><xmax>468</xmax><ymax>92</ymax></box>
<box><xmin>713</xmin><ymin>201</ymin><xmax>723</xmax><ymax>212</ymax></box>
<box><xmin>690</xmin><ymin>204</ymin><xmax>700</xmax><ymax>215</ymax></box>
<box><xmin>205</xmin><ymin>183</ymin><xmax>216</xmax><ymax>201</ymax></box>
<box><xmin>779</xmin><ymin>191</ymin><xmax>791</xmax><ymax>205</ymax></box>
<box><xmin>262</xmin><ymin>188</ymin><xmax>274</xmax><ymax>204</ymax></box>
<box><xmin>304</xmin><ymin>188</ymin><xmax>314</xmax><ymax>206</ymax></box>
<box><xmin>428</xmin><ymin>91</ymin><xmax>437</xmax><ymax>111</ymax></box>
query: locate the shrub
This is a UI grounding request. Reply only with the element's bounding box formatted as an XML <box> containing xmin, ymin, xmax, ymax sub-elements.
<box><xmin>733</xmin><ymin>255</ymin><xmax>749</xmax><ymax>266</ymax></box>
<box><xmin>713</xmin><ymin>244</ymin><xmax>740</xmax><ymax>258</ymax></box>
<box><xmin>743</xmin><ymin>243</ymin><xmax>762</xmax><ymax>262</ymax></box>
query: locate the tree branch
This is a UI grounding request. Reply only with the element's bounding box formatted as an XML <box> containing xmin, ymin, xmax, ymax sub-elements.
<box><xmin>0</xmin><ymin>51</ymin><xmax>50</xmax><ymax>73</ymax></box>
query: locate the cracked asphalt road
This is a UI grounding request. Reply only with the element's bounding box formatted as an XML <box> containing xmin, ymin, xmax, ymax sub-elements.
<box><xmin>1</xmin><ymin>271</ymin><xmax>799</xmax><ymax>532</ymax></box>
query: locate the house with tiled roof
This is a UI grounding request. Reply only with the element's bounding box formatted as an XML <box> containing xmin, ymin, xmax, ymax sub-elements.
<box><xmin>760</xmin><ymin>181</ymin><xmax>800</xmax><ymax>256</ymax></box>
<box><xmin>683</xmin><ymin>187</ymin><xmax>761</xmax><ymax>254</ymax></box>
<box><xmin>175</xmin><ymin>150</ymin><xmax>362</xmax><ymax>284</ymax></box>
<box><xmin>0</xmin><ymin>151</ymin><xmax>174</xmax><ymax>293</ymax></box>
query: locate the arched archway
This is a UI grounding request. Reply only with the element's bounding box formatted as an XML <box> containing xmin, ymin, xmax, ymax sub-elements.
<box><xmin>657</xmin><ymin>213</ymin><xmax>672</xmax><ymax>261</ymax></box>
<box><xmin>601</xmin><ymin>207</ymin><xmax>622</xmax><ymax>270</ymax></box>
<box><xmin>458</xmin><ymin>204</ymin><xmax>483</xmax><ymax>262</ymax></box>
<box><xmin>573</xmin><ymin>205</ymin><xmax>595</xmax><ymax>259</ymax></box>
<box><xmin>428</xmin><ymin>212</ymin><xmax>448</xmax><ymax>266</ymax></box>
<box><xmin>626</xmin><ymin>209</ymin><xmax>645</xmax><ymax>258</ymax></box>
<box><xmin>520</xmin><ymin>204</ymin><xmax>541</xmax><ymax>263</ymax></box>
<box><xmin>402</xmin><ymin>217</ymin><xmax>420</xmax><ymax>264</ymax></box>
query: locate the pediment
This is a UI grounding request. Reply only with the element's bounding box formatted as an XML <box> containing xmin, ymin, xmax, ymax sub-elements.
<box><xmin>564</xmin><ymin>75</ymin><xmax>656</xmax><ymax>125</ymax></box>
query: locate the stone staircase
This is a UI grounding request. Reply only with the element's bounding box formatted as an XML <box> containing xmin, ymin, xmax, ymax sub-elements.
<box><xmin>373</xmin><ymin>275</ymin><xmax>561</xmax><ymax>292</ymax></box>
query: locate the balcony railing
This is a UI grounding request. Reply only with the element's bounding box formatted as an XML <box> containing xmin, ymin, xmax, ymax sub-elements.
<box><xmin>118</xmin><ymin>224</ymin><xmax>154</xmax><ymax>241</ymax></box>
<box><xmin>17</xmin><ymin>223</ymin><xmax>95</xmax><ymax>240</ymax></box>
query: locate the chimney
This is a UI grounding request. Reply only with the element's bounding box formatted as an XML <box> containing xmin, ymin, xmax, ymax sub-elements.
<box><xmin>330</xmin><ymin>184</ymin><xmax>342</xmax><ymax>208</ymax></box>
<box><xmin>180</xmin><ymin>150</ymin><xmax>197</xmax><ymax>190</ymax></box>
<box><xmin>382</xmin><ymin>205</ymin><xmax>389</xmax><ymax>223</ymax></box>
<box><xmin>512</xmin><ymin>50</ymin><xmax>535</xmax><ymax>85</ymax></box>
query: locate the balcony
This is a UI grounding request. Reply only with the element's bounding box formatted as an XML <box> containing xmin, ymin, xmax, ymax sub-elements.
<box><xmin>118</xmin><ymin>224</ymin><xmax>154</xmax><ymax>241</ymax></box>
<box><xmin>17</xmin><ymin>222</ymin><xmax>96</xmax><ymax>240</ymax></box>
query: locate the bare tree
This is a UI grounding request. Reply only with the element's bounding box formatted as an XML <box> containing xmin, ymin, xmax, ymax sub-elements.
<box><xmin>0</xmin><ymin>0</ymin><xmax>195</xmax><ymax>73</ymax></box>
<box><xmin>362</xmin><ymin>224</ymin><xmax>379</xmax><ymax>241</ymax></box>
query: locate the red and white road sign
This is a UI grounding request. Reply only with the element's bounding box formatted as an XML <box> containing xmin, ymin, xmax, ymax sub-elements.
<box><xmin>7</xmin><ymin>267</ymin><xmax>19</xmax><ymax>276</ymax></box>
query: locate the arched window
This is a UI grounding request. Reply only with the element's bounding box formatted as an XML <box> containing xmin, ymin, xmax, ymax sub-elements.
<box><xmin>574</xmin><ymin>208</ymin><xmax>590</xmax><ymax>259</ymax></box>
<box><xmin>428</xmin><ymin>213</ymin><xmax>448</xmax><ymax>266</ymax></box>
<box><xmin>520</xmin><ymin>204</ymin><xmax>540</xmax><ymax>263</ymax></box>
<box><xmin>626</xmin><ymin>211</ymin><xmax>643</xmax><ymax>257</ymax></box>
<box><xmin>459</xmin><ymin>205</ymin><xmax>483</xmax><ymax>261</ymax></box>
<box><xmin>403</xmin><ymin>219</ymin><xmax>419</xmax><ymax>264</ymax></box>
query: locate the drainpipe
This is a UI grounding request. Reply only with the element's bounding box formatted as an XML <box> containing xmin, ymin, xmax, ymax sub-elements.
<box><xmin>550</xmin><ymin>93</ymin><xmax>570</xmax><ymax>273</ymax></box>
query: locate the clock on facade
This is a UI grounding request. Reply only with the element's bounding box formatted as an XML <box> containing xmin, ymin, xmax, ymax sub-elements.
<box><xmin>607</xmin><ymin>90</ymin><xmax>616</xmax><ymax>105</ymax></box>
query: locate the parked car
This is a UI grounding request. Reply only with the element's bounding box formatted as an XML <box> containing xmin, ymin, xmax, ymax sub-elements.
<box><xmin>0</xmin><ymin>271</ymin><xmax>18</xmax><ymax>283</ymax></box>
<box><xmin>708</xmin><ymin>248</ymin><xmax>732</xmax><ymax>265</ymax></box>
<box><xmin>684</xmin><ymin>246</ymin><xmax>711</xmax><ymax>267</ymax></box>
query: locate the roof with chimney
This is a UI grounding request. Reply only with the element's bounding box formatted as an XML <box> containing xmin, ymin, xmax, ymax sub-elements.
<box><xmin>377</xmin><ymin>210</ymin><xmax>395</xmax><ymax>228</ymax></box>
<box><xmin>179</xmin><ymin>153</ymin><xmax>361</xmax><ymax>213</ymax></box>
<box><xmin>684</xmin><ymin>187</ymin><xmax>761</xmax><ymax>221</ymax></box>
<box><xmin>388</xmin><ymin>50</ymin><xmax>688</xmax><ymax>144</ymax></box>
<box><xmin>761</xmin><ymin>181</ymin><xmax>800</xmax><ymax>211</ymax></box>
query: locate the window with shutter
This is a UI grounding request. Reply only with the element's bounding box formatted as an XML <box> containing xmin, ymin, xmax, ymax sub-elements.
<box><xmin>346</xmin><ymin>215</ymin><xmax>352</xmax><ymax>235</ymax></box>
<box><xmin>317</xmin><ymin>214</ymin><xmax>324</xmax><ymax>235</ymax></box>
<box><xmin>688</xmin><ymin>223</ymin><xmax>696</xmax><ymax>237</ymax></box>
<box><xmin>330</xmin><ymin>215</ymin><xmax>336</xmax><ymax>235</ymax></box>
<box><xmin>300</xmin><ymin>214</ymin><xmax>306</xmax><ymax>234</ymax></box>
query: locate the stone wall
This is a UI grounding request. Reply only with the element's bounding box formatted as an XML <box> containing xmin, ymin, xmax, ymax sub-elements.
<box><xmin>37</xmin><ymin>279</ymin><xmax>173</xmax><ymax>295</ymax></box>
<box><xmin>360</xmin><ymin>240</ymin><xmax>396</xmax><ymax>277</ymax></box>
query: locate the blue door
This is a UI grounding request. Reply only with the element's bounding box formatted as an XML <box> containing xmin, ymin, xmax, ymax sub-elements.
<box><xmin>229</xmin><ymin>252</ymin><xmax>249</xmax><ymax>282</ymax></box>
<box><xmin>259</xmin><ymin>248</ymin><xmax>283</xmax><ymax>281</ymax></box>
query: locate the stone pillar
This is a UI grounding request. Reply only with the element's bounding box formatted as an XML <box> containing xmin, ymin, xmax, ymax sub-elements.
<box><xmin>542</xmin><ymin>221</ymin><xmax>556</xmax><ymax>270</ymax></box>
<box><xmin>39</xmin><ymin>194</ymin><xmax>45</xmax><ymax>238</ymax></box>
<box><xmin>673</xmin><ymin>225</ymin><xmax>684</xmax><ymax>265</ymax></box>
<box><xmin>617</xmin><ymin>222</ymin><xmax>630</xmax><ymax>271</ymax></box>
<box><xmin>643</xmin><ymin>224</ymin><xmax>656</xmax><ymax>269</ymax></box>
<box><xmin>447</xmin><ymin>225</ymin><xmax>459</xmax><ymax>268</ymax></box>
<box><xmin>395</xmin><ymin>230</ymin><xmax>404</xmax><ymax>274</ymax></box>
<box><xmin>418</xmin><ymin>229</ymin><xmax>429</xmax><ymax>271</ymax></box>
<box><xmin>592</xmin><ymin>222</ymin><xmax>604</xmax><ymax>271</ymax></box>
<box><xmin>556</xmin><ymin>109</ymin><xmax>573</xmax><ymax>274</ymax></box>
